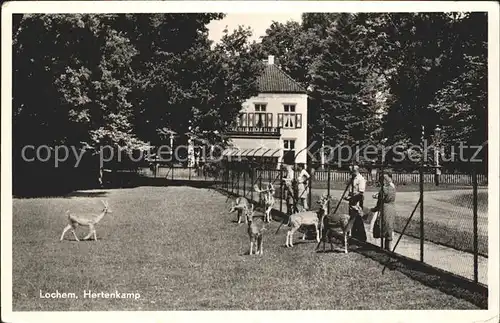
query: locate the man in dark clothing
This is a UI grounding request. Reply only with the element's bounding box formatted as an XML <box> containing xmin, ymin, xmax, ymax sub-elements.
<box><xmin>345</xmin><ymin>165</ymin><xmax>367</xmax><ymax>242</ymax></box>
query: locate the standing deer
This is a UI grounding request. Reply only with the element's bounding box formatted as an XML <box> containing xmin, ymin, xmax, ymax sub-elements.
<box><xmin>318</xmin><ymin>203</ymin><xmax>363</xmax><ymax>254</ymax></box>
<box><xmin>229</xmin><ymin>197</ymin><xmax>251</xmax><ymax>224</ymax></box>
<box><xmin>246</xmin><ymin>204</ymin><xmax>266</xmax><ymax>255</ymax></box>
<box><xmin>285</xmin><ymin>194</ymin><xmax>329</xmax><ymax>248</ymax></box>
<box><xmin>60</xmin><ymin>200</ymin><xmax>112</xmax><ymax>241</ymax></box>
<box><xmin>254</xmin><ymin>183</ymin><xmax>275</xmax><ymax>223</ymax></box>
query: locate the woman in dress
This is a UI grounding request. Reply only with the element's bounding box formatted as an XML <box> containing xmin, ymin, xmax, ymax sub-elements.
<box><xmin>371</xmin><ymin>171</ymin><xmax>396</xmax><ymax>251</ymax></box>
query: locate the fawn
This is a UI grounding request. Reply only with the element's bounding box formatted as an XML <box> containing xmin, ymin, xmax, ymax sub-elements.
<box><xmin>246</xmin><ymin>204</ymin><xmax>266</xmax><ymax>255</ymax></box>
<box><xmin>60</xmin><ymin>200</ymin><xmax>112</xmax><ymax>241</ymax></box>
<box><xmin>254</xmin><ymin>183</ymin><xmax>276</xmax><ymax>223</ymax></box>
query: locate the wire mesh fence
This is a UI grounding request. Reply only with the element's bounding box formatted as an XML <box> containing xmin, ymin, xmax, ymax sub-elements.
<box><xmin>194</xmin><ymin>161</ymin><xmax>487</xmax><ymax>286</ymax></box>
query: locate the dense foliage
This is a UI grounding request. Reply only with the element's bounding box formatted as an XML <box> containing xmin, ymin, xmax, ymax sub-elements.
<box><xmin>256</xmin><ymin>12</ymin><xmax>487</xmax><ymax>170</ymax></box>
<box><xmin>13</xmin><ymin>13</ymin><xmax>262</xmax><ymax>194</ymax></box>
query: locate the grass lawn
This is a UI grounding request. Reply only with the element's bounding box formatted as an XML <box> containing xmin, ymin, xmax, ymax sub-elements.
<box><xmin>440</xmin><ymin>191</ymin><xmax>488</xmax><ymax>213</ymax></box>
<box><xmin>12</xmin><ymin>186</ymin><xmax>479</xmax><ymax>310</ymax></box>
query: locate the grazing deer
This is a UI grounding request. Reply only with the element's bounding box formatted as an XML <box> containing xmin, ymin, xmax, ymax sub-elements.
<box><xmin>60</xmin><ymin>200</ymin><xmax>112</xmax><ymax>242</ymax></box>
<box><xmin>319</xmin><ymin>203</ymin><xmax>363</xmax><ymax>254</ymax></box>
<box><xmin>254</xmin><ymin>183</ymin><xmax>276</xmax><ymax>223</ymax></box>
<box><xmin>229</xmin><ymin>197</ymin><xmax>251</xmax><ymax>224</ymax></box>
<box><xmin>285</xmin><ymin>194</ymin><xmax>329</xmax><ymax>248</ymax></box>
<box><xmin>246</xmin><ymin>204</ymin><xmax>266</xmax><ymax>255</ymax></box>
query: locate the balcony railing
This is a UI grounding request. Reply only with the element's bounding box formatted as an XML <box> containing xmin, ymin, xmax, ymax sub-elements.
<box><xmin>226</xmin><ymin>126</ymin><xmax>281</xmax><ymax>136</ymax></box>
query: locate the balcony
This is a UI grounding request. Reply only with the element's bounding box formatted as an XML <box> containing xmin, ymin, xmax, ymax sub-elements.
<box><xmin>226</xmin><ymin>126</ymin><xmax>281</xmax><ymax>137</ymax></box>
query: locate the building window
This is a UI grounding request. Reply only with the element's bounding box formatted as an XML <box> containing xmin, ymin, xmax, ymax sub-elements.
<box><xmin>255</xmin><ymin>104</ymin><xmax>267</xmax><ymax>112</ymax></box>
<box><xmin>238</xmin><ymin>113</ymin><xmax>247</xmax><ymax>127</ymax></box>
<box><xmin>284</xmin><ymin>139</ymin><xmax>295</xmax><ymax>150</ymax></box>
<box><xmin>283</xmin><ymin>114</ymin><xmax>295</xmax><ymax>128</ymax></box>
<box><xmin>255</xmin><ymin>113</ymin><xmax>266</xmax><ymax>128</ymax></box>
<box><xmin>283</xmin><ymin>139</ymin><xmax>296</xmax><ymax>164</ymax></box>
<box><xmin>253</xmin><ymin>104</ymin><xmax>269</xmax><ymax>128</ymax></box>
<box><xmin>284</xmin><ymin>104</ymin><xmax>296</xmax><ymax>112</ymax></box>
<box><xmin>278</xmin><ymin>113</ymin><xmax>302</xmax><ymax>129</ymax></box>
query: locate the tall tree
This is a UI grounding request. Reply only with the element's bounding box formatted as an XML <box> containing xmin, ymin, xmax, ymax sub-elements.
<box><xmin>13</xmin><ymin>14</ymin><xmax>147</xmax><ymax>154</ymax></box>
<box><xmin>131</xmin><ymin>22</ymin><xmax>263</xmax><ymax>147</ymax></box>
<box><xmin>310</xmin><ymin>13</ymin><xmax>384</xmax><ymax>147</ymax></box>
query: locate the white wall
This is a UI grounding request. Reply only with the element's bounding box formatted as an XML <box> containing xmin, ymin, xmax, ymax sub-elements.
<box><xmin>239</xmin><ymin>93</ymin><xmax>308</xmax><ymax>164</ymax></box>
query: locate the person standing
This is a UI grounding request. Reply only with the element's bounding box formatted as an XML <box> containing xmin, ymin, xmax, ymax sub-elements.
<box><xmin>347</xmin><ymin>165</ymin><xmax>366</xmax><ymax>208</ymax></box>
<box><xmin>282</xmin><ymin>164</ymin><xmax>296</xmax><ymax>215</ymax></box>
<box><xmin>371</xmin><ymin>171</ymin><xmax>396</xmax><ymax>250</ymax></box>
<box><xmin>297</xmin><ymin>163</ymin><xmax>310</xmax><ymax>211</ymax></box>
<box><xmin>345</xmin><ymin>165</ymin><xmax>367</xmax><ymax>242</ymax></box>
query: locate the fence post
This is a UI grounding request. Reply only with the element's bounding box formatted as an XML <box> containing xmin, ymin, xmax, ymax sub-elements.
<box><xmin>419</xmin><ymin>166</ymin><xmax>424</xmax><ymax>262</ymax></box>
<box><xmin>237</xmin><ymin>169</ymin><xmax>240</xmax><ymax>196</ymax></box>
<box><xmin>243</xmin><ymin>168</ymin><xmax>247</xmax><ymax>197</ymax></box>
<box><xmin>259</xmin><ymin>169</ymin><xmax>263</xmax><ymax>206</ymax></box>
<box><xmin>472</xmin><ymin>167</ymin><xmax>479</xmax><ymax>283</ymax></box>
<box><xmin>380</xmin><ymin>165</ymin><xmax>385</xmax><ymax>250</ymax></box>
<box><xmin>250</xmin><ymin>165</ymin><xmax>254</xmax><ymax>202</ymax></box>
<box><xmin>308</xmin><ymin>166</ymin><xmax>313</xmax><ymax>211</ymax></box>
<box><xmin>327</xmin><ymin>165</ymin><xmax>331</xmax><ymax>214</ymax></box>
<box><xmin>279</xmin><ymin>163</ymin><xmax>283</xmax><ymax>213</ymax></box>
<box><xmin>189</xmin><ymin>166</ymin><xmax>191</xmax><ymax>181</ymax></box>
<box><xmin>231</xmin><ymin>168</ymin><xmax>234</xmax><ymax>194</ymax></box>
<box><xmin>171</xmin><ymin>163</ymin><xmax>174</xmax><ymax>181</ymax></box>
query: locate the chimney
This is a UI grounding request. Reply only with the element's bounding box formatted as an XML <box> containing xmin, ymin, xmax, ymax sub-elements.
<box><xmin>268</xmin><ymin>55</ymin><xmax>275</xmax><ymax>65</ymax></box>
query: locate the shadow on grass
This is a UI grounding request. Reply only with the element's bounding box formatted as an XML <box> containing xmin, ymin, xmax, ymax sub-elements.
<box><xmin>60</xmin><ymin>237</ymin><xmax>104</xmax><ymax>242</ymax></box>
<box><xmin>138</xmin><ymin>177</ymin><xmax>220</xmax><ymax>189</ymax></box>
<box><xmin>343</xmin><ymin>239</ymin><xmax>488</xmax><ymax>309</ymax></box>
<box><xmin>66</xmin><ymin>191</ymin><xmax>109</xmax><ymax>198</ymax></box>
<box><xmin>215</xmin><ymin>188</ymin><xmax>488</xmax><ymax>309</ymax></box>
<box><xmin>316</xmin><ymin>248</ymin><xmax>347</xmax><ymax>254</ymax></box>
<box><xmin>13</xmin><ymin>189</ymin><xmax>110</xmax><ymax>199</ymax></box>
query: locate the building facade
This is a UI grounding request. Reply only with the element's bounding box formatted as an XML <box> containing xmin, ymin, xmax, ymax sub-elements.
<box><xmin>222</xmin><ymin>56</ymin><xmax>308</xmax><ymax>167</ymax></box>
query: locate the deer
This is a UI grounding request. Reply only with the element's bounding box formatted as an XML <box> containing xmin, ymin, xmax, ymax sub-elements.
<box><xmin>318</xmin><ymin>202</ymin><xmax>364</xmax><ymax>254</ymax></box>
<box><xmin>246</xmin><ymin>204</ymin><xmax>266</xmax><ymax>255</ymax></box>
<box><xmin>285</xmin><ymin>194</ymin><xmax>329</xmax><ymax>248</ymax></box>
<box><xmin>60</xmin><ymin>200</ymin><xmax>112</xmax><ymax>242</ymax></box>
<box><xmin>254</xmin><ymin>183</ymin><xmax>275</xmax><ymax>223</ymax></box>
<box><xmin>229</xmin><ymin>196</ymin><xmax>251</xmax><ymax>224</ymax></box>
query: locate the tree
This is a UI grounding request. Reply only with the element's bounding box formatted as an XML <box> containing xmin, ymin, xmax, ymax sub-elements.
<box><xmin>131</xmin><ymin>22</ymin><xmax>263</xmax><ymax>148</ymax></box>
<box><xmin>378</xmin><ymin>13</ymin><xmax>487</xmax><ymax>170</ymax></box>
<box><xmin>13</xmin><ymin>13</ymin><xmax>265</xmax><ymax>195</ymax></box>
<box><xmin>13</xmin><ymin>14</ymin><xmax>148</xmax><ymax>153</ymax></box>
<box><xmin>428</xmin><ymin>13</ymin><xmax>487</xmax><ymax>170</ymax></box>
<box><xmin>310</xmin><ymin>13</ymin><xmax>384</xmax><ymax>147</ymax></box>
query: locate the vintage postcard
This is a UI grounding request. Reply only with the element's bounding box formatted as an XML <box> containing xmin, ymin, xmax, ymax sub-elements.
<box><xmin>1</xmin><ymin>1</ymin><xmax>499</xmax><ymax>323</ymax></box>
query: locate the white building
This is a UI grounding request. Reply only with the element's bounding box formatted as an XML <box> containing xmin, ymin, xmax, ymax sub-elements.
<box><xmin>222</xmin><ymin>56</ymin><xmax>308</xmax><ymax>167</ymax></box>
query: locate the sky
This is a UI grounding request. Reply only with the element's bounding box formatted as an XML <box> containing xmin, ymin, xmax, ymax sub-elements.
<box><xmin>207</xmin><ymin>13</ymin><xmax>303</xmax><ymax>44</ymax></box>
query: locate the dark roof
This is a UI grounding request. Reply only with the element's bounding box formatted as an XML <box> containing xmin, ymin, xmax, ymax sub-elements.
<box><xmin>257</xmin><ymin>64</ymin><xmax>307</xmax><ymax>94</ymax></box>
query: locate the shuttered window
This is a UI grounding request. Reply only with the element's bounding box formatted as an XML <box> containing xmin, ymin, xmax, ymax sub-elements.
<box><xmin>247</xmin><ymin>113</ymin><xmax>255</xmax><ymax>127</ymax></box>
<box><xmin>277</xmin><ymin>114</ymin><xmax>284</xmax><ymax>127</ymax></box>
<box><xmin>295</xmin><ymin>114</ymin><xmax>302</xmax><ymax>128</ymax></box>
<box><xmin>267</xmin><ymin>113</ymin><xmax>273</xmax><ymax>127</ymax></box>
